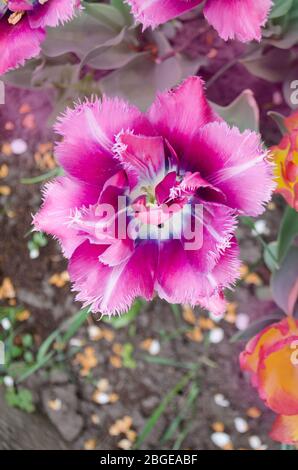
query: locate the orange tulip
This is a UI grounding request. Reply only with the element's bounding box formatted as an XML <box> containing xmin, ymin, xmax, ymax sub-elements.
<box><xmin>270</xmin><ymin>112</ymin><xmax>298</xmax><ymax>211</ymax></box>
<box><xmin>240</xmin><ymin>317</ymin><xmax>298</xmax><ymax>444</ymax></box>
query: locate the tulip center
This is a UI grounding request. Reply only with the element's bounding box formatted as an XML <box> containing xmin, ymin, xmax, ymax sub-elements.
<box><xmin>2</xmin><ymin>0</ymin><xmax>49</xmax><ymax>25</ymax></box>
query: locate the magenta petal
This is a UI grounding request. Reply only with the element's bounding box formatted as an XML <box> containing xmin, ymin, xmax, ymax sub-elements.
<box><xmin>28</xmin><ymin>0</ymin><xmax>79</xmax><ymax>28</ymax></box>
<box><xmin>204</xmin><ymin>0</ymin><xmax>272</xmax><ymax>42</ymax></box>
<box><xmin>8</xmin><ymin>1</ymin><xmax>33</xmax><ymax>11</ymax></box>
<box><xmin>155</xmin><ymin>171</ymin><xmax>177</xmax><ymax>204</ymax></box>
<box><xmin>99</xmin><ymin>239</ymin><xmax>134</xmax><ymax>267</ymax></box>
<box><xmin>114</xmin><ymin>132</ymin><xmax>165</xmax><ymax>182</ymax></box>
<box><xmin>148</xmin><ymin>77</ymin><xmax>218</xmax><ymax>160</ymax></box>
<box><xmin>156</xmin><ymin>238</ymin><xmax>239</xmax><ymax>313</ymax></box>
<box><xmin>55</xmin><ymin>97</ymin><xmax>154</xmax><ymax>188</ymax></box>
<box><xmin>188</xmin><ymin>122</ymin><xmax>275</xmax><ymax>216</ymax></box>
<box><xmin>33</xmin><ymin>177</ymin><xmax>100</xmax><ymax>257</ymax></box>
<box><xmin>126</xmin><ymin>0</ymin><xmax>202</xmax><ymax>29</ymax></box>
<box><xmin>69</xmin><ymin>240</ymin><xmax>158</xmax><ymax>314</ymax></box>
<box><xmin>0</xmin><ymin>16</ymin><xmax>45</xmax><ymax>75</ymax></box>
<box><xmin>184</xmin><ymin>201</ymin><xmax>237</xmax><ymax>272</ymax></box>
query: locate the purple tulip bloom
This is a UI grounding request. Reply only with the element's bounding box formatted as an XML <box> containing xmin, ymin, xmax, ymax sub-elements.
<box><xmin>34</xmin><ymin>77</ymin><xmax>274</xmax><ymax>316</ymax></box>
<box><xmin>0</xmin><ymin>0</ymin><xmax>80</xmax><ymax>75</ymax></box>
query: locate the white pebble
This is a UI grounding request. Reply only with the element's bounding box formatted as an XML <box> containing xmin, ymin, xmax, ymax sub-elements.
<box><xmin>88</xmin><ymin>325</ymin><xmax>101</xmax><ymax>341</ymax></box>
<box><xmin>69</xmin><ymin>338</ymin><xmax>84</xmax><ymax>347</ymax></box>
<box><xmin>94</xmin><ymin>393</ymin><xmax>110</xmax><ymax>405</ymax></box>
<box><xmin>214</xmin><ymin>393</ymin><xmax>230</xmax><ymax>407</ymax></box>
<box><xmin>253</xmin><ymin>220</ymin><xmax>270</xmax><ymax>236</ymax></box>
<box><xmin>3</xmin><ymin>376</ymin><xmax>14</xmax><ymax>387</ymax></box>
<box><xmin>11</xmin><ymin>139</ymin><xmax>28</xmax><ymax>155</ymax></box>
<box><xmin>1</xmin><ymin>318</ymin><xmax>11</xmax><ymax>331</ymax></box>
<box><xmin>234</xmin><ymin>417</ymin><xmax>249</xmax><ymax>433</ymax></box>
<box><xmin>149</xmin><ymin>340</ymin><xmax>160</xmax><ymax>356</ymax></box>
<box><xmin>249</xmin><ymin>435</ymin><xmax>262</xmax><ymax>449</ymax></box>
<box><xmin>235</xmin><ymin>313</ymin><xmax>250</xmax><ymax>331</ymax></box>
<box><xmin>209</xmin><ymin>327</ymin><xmax>224</xmax><ymax>344</ymax></box>
<box><xmin>211</xmin><ymin>432</ymin><xmax>230</xmax><ymax>448</ymax></box>
<box><xmin>29</xmin><ymin>248</ymin><xmax>39</xmax><ymax>259</ymax></box>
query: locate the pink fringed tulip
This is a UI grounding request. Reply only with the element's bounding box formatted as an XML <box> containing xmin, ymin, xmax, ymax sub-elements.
<box><xmin>240</xmin><ymin>318</ymin><xmax>298</xmax><ymax>445</ymax></box>
<box><xmin>34</xmin><ymin>77</ymin><xmax>274</xmax><ymax>316</ymax></box>
<box><xmin>126</xmin><ymin>0</ymin><xmax>272</xmax><ymax>42</ymax></box>
<box><xmin>0</xmin><ymin>0</ymin><xmax>80</xmax><ymax>75</ymax></box>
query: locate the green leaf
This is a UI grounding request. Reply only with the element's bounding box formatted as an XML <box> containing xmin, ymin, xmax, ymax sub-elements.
<box><xmin>122</xmin><ymin>342</ymin><xmax>137</xmax><ymax>369</ymax></box>
<box><xmin>134</xmin><ymin>372</ymin><xmax>194</xmax><ymax>449</ymax></box>
<box><xmin>5</xmin><ymin>388</ymin><xmax>35</xmax><ymax>413</ymax></box>
<box><xmin>61</xmin><ymin>307</ymin><xmax>90</xmax><ymax>344</ymax></box>
<box><xmin>271</xmin><ymin>246</ymin><xmax>298</xmax><ymax>316</ymax></box>
<box><xmin>161</xmin><ymin>381</ymin><xmax>200</xmax><ymax>444</ymax></box>
<box><xmin>270</xmin><ymin>0</ymin><xmax>293</xmax><ymax>19</ymax></box>
<box><xmin>264</xmin><ymin>241</ymin><xmax>279</xmax><ymax>272</ymax></box>
<box><xmin>277</xmin><ymin>206</ymin><xmax>298</xmax><ymax>262</ymax></box>
<box><xmin>83</xmin><ymin>2</ymin><xmax>126</xmax><ymax>31</ymax></box>
<box><xmin>211</xmin><ymin>90</ymin><xmax>260</xmax><ymax>132</ymax></box>
<box><xmin>102</xmin><ymin>299</ymin><xmax>144</xmax><ymax>329</ymax></box>
<box><xmin>22</xmin><ymin>334</ymin><xmax>33</xmax><ymax>349</ymax></box>
<box><xmin>110</xmin><ymin>0</ymin><xmax>133</xmax><ymax>23</ymax></box>
<box><xmin>20</xmin><ymin>167</ymin><xmax>64</xmax><ymax>185</ymax></box>
<box><xmin>268</xmin><ymin>111</ymin><xmax>288</xmax><ymax>135</ymax></box>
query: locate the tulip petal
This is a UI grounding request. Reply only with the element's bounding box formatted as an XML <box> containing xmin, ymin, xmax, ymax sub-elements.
<box><xmin>55</xmin><ymin>97</ymin><xmax>154</xmax><ymax>188</ymax></box>
<box><xmin>270</xmin><ymin>415</ymin><xmax>298</xmax><ymax>445</ymax></box>
<box><xmin>204</xmin><ymin>0</ymin><xmax>272</xmax><ymax>42</ymax></box>
<box><xmin>0</xmin><ymin>16</ymin><xmax>44</xmax><ymax>75</ymax></box>
<box><xmin>187</xmin><ymin>122</ymin><xmax>275</xmax><ymax>216</ymax></box>
<box><xmin>69</xmin><ymin>240</ymin><xmax>158</xmax><ymax>315</ymax></box>
<box><xmin>33</xmin><ymin>177</ymin><xmax>100</xmax><ymax>258</ymax></box>
<box><xmin>148</xmin><ymin>77</ymin><xmax>218</xmax><ymax>162</ymax></box>
<box><xmin>126</xmin><ymin>0</ymin><xmax>202</xmax><ymax>29</ymax></box>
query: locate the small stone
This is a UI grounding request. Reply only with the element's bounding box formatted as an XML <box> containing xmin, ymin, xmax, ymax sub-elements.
<box><xmin>214</xmin><ymin>393</ymin><xmax>230</xmax><ymax>407</ymax></box>
<box><xmin>91</xmin><ymin>414</ymin><xmax>100</xmax><ymax>425</ymax></box>
<box><xmin>249</xmin><ymin>435</ymin><xmax>262</xmax><ymax>449</ymax></box>
<box><xmin>29</xmin><ymin>248</ymin><xmax>39</xmax><ymax>259</ymax></box>
<box><xmin>246</xmin><ymin>407</ymin><xmax>262</xmax><ymax>419</ymax></box>
<box><xmin>209</xmin><ymin>327</ymin><xmax>224</xmax><ymax>344</ymax></box>
<box><xmin>149</xmin><ymin>339</ymin><xmax>160</xmax><ymax>355</ymax></box>
<box><xmin>93</xmin><ymin>392</ymin><xmax>110</xmax><ymax>405</ymax></box>
<box><xmin>118</xmin><ymin>439</ymin><xmax>132</xmax><ymax>450</ymax></box>
<box><xmin>69</xmin><ymin>338</ymin><xmax>84</xmax><ymax>348</ymax></box>
<box><xmin>3</xmin><ymin>376</ymin><xmax>14</xmax><ymax>387</ymax></box>
<box><xmin>84</xmin><ymin>439</ymin><xmax>97</xmax><ymax>450</ymax></box>
<box><xmin>11</xmin><ymin>138</ymin><xmax>28</xmax><ymax>155</ymax></box>
<box><xmin>88</xmin><ymin>325</ymin><xmax>102</xmax><ymax>341</ymax></box>
<box><xmin>211</xmin><ymin>432</ymin><xmax>231</xmax><ymax>449</ymax></box>
<box><xmin>48</xmin><ymin>399</ymin><xmax>62</xmax><ymax>411</ymax></box>
<box><xmin>253</xmin><ymin>220</ymin><xmax>270</xmax><ymax>236</ymax></box>
<box><xmin>212</xmin><ymin>422</ymin><xmax>225</xmax><ymax>432</ymax></box>
<box><xmin>1</xmin><ymin>318</ymin><xmax>11</xmax><ymax>330</ymax></box>
<box><xmin>235</xmin><ymin>313</ymin><xmax>250</xmax><ymax>331</ymax></box>
<box><xmin>234</xmin><ymin>417</ymin><xmax>249</xmax><ymax>433</ymax></box>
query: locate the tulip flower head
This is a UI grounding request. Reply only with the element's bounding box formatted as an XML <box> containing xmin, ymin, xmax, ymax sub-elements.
<box><xmin>0</xmin><ymin>0</ymin><xmax>80</xmax><ymax>75</ymax></box>
<box><xmin>271</xmin><ymin>112</ymin><xmax>298</xmax><ymax>211</ymax></box>
<box><xmin>240</xmin><ymin>317</ymin><xmax>298</xmax><ymax>445</ymax></box>
<box><xmin>34</xmin><ymin>77</ymin><xmax>274</xmax><ymax>317</ymax></box>
<box><xmin>126</xmin><ymin>0</ymin><xmax>272</xmax><ymax>43</ymax></box>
